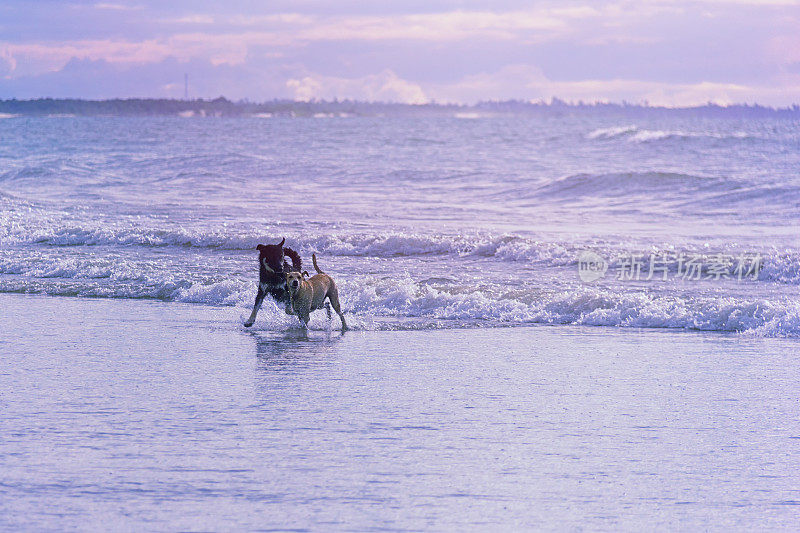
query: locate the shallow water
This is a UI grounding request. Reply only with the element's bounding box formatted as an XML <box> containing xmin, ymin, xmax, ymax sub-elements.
<box><xmin>1</xmin><ymin>114</ymin><xmax>799</xmax><ymax>336</ymax></box>
<box><xmin>2</xmin><ymin>294</ymin><xmax>800</xmax><ymax>531</ymax></box>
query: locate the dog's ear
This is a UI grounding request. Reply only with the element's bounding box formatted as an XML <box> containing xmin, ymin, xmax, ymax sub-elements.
<box><xmin>302</xmin><ymin>270</ymin><xmax>309</xmax><ymax>278</ymax></box>
<box><xmin>276</xmin><ymin>237</ymin><xmax>285</xmax><ymax>247</ymax></box>
<box><xmin>256</xmin><ymin>244</ymin><xmax>266</xmax><ymax>252</ymax></box>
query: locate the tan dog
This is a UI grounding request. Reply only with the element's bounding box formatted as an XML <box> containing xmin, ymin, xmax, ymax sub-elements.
<box><xmin>285</xmin><ymin>254</ymin><xmax>348</xmax><ymax>331</ymax></box>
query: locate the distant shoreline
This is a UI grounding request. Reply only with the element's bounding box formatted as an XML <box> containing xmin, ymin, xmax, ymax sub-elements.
<box><xmin>1</xmin><ymin>97</ymin><xmax>798</xmax><ymax>118</ymax></box>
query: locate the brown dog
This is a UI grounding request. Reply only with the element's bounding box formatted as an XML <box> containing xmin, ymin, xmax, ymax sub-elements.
<box><xmin>285</xmin><ymin>254</ymin><xmax>348</xmax><ymax>331</ymax></box>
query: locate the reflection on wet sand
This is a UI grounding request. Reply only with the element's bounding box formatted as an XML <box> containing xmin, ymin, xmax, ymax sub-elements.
<box><xmin>248</xmin><ymin>330</ymin><xmax>345</xmax><ymax>371</ymax></box>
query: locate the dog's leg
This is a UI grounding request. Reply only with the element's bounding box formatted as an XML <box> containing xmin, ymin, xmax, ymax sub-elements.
<box><xmin>244</xmin><ymin>287</ymin><xmax>266</xmax><ymax>327</ymax></box>
<box><xmin>324</xmin><ymin>302</ymin><xmax>333</xmax><ymax>331</ymax></box>
<box><xmin>285</xmin><ymin>289</ymin><xmax>297</xmax><ymax>316</ymax></box>
<box><xmin>328</xmin><ymin>288</ymin><xmax>348</xmax><ymax>331</ymax></box>
<box><xmin>298</xmin><ymin>313</ymin><xmax>310</xmax><ymax>329</ymax></box>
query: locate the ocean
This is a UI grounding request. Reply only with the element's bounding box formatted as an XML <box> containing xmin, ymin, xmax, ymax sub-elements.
<box><xmin>1</xmin><ymin>114</ymin><xmax>798</xmax><ymax>335</ymax></box>
<box><xmin>3</xmin><ymin>113</ymin><xmax>800</xmax><ymax>530</ymax></box>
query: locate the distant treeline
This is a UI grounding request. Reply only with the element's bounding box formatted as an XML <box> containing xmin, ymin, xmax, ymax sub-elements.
<box><xmin>1</xmin><ymin>96</ymin><xmax>799</xmax><ymax>118</ymax></box>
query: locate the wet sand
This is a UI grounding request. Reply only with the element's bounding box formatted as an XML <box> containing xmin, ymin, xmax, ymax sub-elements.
<box><xmin>2</xmin><ymin>293</ymin><xmax>800</xmax><ymax>531</ymax></box>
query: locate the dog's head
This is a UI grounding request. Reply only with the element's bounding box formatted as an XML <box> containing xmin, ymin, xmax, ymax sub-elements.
<box><xmin>256</xmin><ymin>237</ymin><xmax>286</xmax><ymax>274</ymax></box>
<box><xmin>284</xmin><ymin>271</ymin><xmax>306</xmax><ymax>294</ymax></box>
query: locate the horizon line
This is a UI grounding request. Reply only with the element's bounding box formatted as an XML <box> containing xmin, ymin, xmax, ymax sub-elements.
<box><xmin>2</xmin><ymin>96</ymin><xmax>800</xmax><ymax>111</ymax></box>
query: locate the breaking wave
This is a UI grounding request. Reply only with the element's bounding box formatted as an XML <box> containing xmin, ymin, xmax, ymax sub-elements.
<box><xmin>0</xmin><ymin>222</ymin><xmax>576</xmax><ymax>263</ymax></box>
<box><xmin>586</xmin><ymin>125</ymin><xmax>639</xmax><ymax>139</ymax></box>
<box><xmin>3</xmin><ymin>222</ymin><xmax>800</xmax><ymax>285</ymax></box>
<box><xmin>2</xmin><ymin>240</ymin><xmax>800</xmax><ymax>337</ymax></box>
<box><xmin>587</xmin><ymin>125</ymin><xmax>754</xmax><ymax>143</ymax></box>
<box><xmin>2</xmin><ymin>267</ymin><xmax>799</xmax><ymax>336</ymax></box>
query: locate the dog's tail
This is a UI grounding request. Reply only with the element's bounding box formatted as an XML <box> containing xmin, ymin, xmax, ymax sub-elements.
<box><xmin>312</xmin><ymin>253</ymin><xmax>325</xmax><ymax>274</ymax></box>
<box><xmin>284</xmin><ymin>247</ymin><xmax>302</xmax><ymax>272</ymax></box>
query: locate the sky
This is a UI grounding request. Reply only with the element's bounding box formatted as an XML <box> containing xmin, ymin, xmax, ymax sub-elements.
<box><xmin>1</xmin><ymin>0</ymin><xmax>799</xmax><ymax>106</ymax></box>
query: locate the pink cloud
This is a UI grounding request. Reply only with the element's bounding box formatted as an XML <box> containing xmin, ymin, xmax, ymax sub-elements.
<box><xmin>287</xmin><ymin>69</ymin><xmax>427</xmax><ymax>104</ymax></box>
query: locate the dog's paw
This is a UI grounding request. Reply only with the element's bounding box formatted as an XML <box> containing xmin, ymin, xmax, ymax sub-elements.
<box><xmin>243</xmin><ymin>321</ymin><xmax>254</xmax><ymax>328</ymax></box>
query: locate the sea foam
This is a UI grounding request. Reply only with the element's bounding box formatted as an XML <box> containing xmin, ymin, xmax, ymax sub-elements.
<box><xmin>3</xmin><ymin>259</ymin><xmax>799</xmax><ymax>336</ymax></box>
